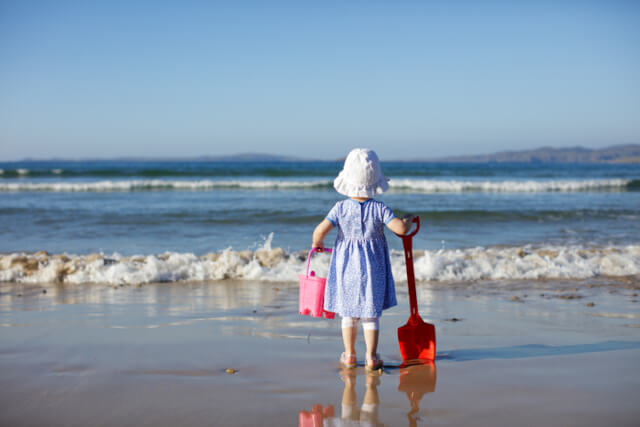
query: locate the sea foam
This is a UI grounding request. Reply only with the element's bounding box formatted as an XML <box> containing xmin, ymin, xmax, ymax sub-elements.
<box><xmin>1</xmin><ymin>242</ymin><xmax>638</xmax><ymax>285</ymax></box>
<box><xmin>388</xmin><ymin>178</ymin><xmax>631</xmax><ymax>192</ymax></box>
<box><xmin>0</xmin><ymin>179</ymin><xmax>330</xmax><ymax>192</ymax></box>
<box><xmin>0</xmin><ymin>178</ymin><xmax>632</xmax><ymax>193</ymax></box>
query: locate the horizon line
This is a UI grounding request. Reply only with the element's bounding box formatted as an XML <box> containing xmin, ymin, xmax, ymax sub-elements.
<box><xmin>1</xmin><ymin>143</ymin><xmax>638</xmax><ymax>163</ymax></box>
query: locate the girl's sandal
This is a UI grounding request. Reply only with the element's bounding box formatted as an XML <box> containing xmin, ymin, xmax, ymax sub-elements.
<box><xmin>365</xmin><ymin>353</ymin><xmax>383</xmax><ymax>372</ymax></box>
<box><xmin>340</xmin><ymin>352</ymin><xmax>357</xmax><ymax>369</ymax></box>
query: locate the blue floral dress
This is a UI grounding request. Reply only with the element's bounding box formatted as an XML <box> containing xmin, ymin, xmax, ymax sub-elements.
<box><xmin>324</xmin><ymin>198</ymin><xmax>397</xmax><ymax>318</ymax></box>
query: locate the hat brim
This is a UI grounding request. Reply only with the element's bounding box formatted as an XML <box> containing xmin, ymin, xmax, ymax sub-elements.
<box><xmin>333</xmin><ymin>172</ymin><xmax>390</xmax><ymax>198</ymax></box>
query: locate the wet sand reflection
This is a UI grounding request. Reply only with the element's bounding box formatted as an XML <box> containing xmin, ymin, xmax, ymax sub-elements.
<box><xmin>299</xmin><ymin>363</ymin><xmax>437</xmax><ymax>426</ymax></box>
<box><xmin>398</xmin><ymin>363</ymin><xmax>437</xmax><ymax>426</ymax></box>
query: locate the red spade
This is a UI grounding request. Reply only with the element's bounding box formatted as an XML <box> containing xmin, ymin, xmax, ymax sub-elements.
<box><xmin>394</xmin><ymin>217</ymin><xmax>436</xmax><ymax>362</ymax></box>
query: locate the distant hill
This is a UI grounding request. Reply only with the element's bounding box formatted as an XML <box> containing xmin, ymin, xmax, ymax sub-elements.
<box><xmin>111</xmin><ymin>153</ymin><xmax>305</xmax><ymax>162</ymax></box>
<box><xmin>188</xmin><ymin>153</ymin><xmax>303</xmax><ymax>162</ymax></box>
<box><xmin>432</xmin><ymin>144</ymin><xmax>640</xmax><ymax>163</ymax></box>
<box><xmin>14</xmin><ymin>144</ymin><xmax>640</xmax><ymax>163</ymax></box>
<box><xmin>17</xmin><ymin>153</ymin><xmax>305</xmax><ymax>163</ymax></box>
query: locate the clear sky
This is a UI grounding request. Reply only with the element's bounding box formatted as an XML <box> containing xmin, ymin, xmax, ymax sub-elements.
<box><xmin>1</xmin><ymin>0</ymin><xmax>639</xmax><ymax>161</ymax></box>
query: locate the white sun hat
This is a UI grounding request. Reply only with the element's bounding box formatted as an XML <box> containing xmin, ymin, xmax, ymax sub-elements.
<box><xmin>333</xmin><ymin>148</ymin><xmax>390</xmax><ymax>198</ymax></box>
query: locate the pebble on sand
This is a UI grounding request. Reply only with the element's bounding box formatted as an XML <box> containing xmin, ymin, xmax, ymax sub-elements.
<box><xmin>555</xmin><ymin>294</ymin><xmax>583</xmax><ymax>300</ymax></box>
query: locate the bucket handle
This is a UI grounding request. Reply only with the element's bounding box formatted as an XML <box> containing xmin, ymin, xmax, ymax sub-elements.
<box><xmin>305</xmin><ymin>247</ymin><xmax>332</xmax><ymax>277</ymax></box>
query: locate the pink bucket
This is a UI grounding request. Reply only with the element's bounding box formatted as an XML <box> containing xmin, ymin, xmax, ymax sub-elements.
<box><xmin>298</xmin><ymin>248</ymin><xmax>335</xmax><ymax>319</ymax></box>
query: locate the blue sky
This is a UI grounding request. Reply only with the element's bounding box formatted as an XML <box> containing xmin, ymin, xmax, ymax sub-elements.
<box><xmin>1</xmin><ymin>0</ymin><xmax>639</xmax><ymax>160</ymax></box>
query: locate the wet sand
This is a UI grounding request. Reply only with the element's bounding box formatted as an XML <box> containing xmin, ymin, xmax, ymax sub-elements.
<box><xmin>1</xmin><ymin>279</ymin><xmax>639</xmax><ymax>426</ymax></box>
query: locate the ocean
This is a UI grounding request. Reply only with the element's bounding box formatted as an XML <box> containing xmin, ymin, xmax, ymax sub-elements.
<box><xmin>1</xmin><ymin>160</ymin><xmax>639</xmax><ymax>285</ymax></box>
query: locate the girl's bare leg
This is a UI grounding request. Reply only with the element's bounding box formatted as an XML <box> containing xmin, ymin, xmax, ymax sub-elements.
<box><xmin>362</xmin><ymin>317</ymin><xmax>382</xmax><ymax>369</ymax></box>
<box><xmin>342</xmin><ymin>324</ymin><xmax>357</xmax><ymax>356</ymax></box>
<box><xmin>363</xmin><ymin>328</ymin><xmax>379</xmax><ymax>361</ymax></box>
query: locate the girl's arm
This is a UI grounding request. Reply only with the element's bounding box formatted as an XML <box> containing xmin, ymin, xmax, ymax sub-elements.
<box><xmin>386</xmin><ymin>214</ymin><xmax>415</xmax><ymax>235</ymax></box>
<box><xmin>312</xmin><ymin>219</ymin><xmax>334</xmax><ymax>251</ymax></box>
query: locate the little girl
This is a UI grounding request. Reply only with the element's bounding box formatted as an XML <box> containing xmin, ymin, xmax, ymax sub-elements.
<box><xmin>312</xmin><ymin>148</ymin><xmax>413</xmax><ymax>371</ymax></box>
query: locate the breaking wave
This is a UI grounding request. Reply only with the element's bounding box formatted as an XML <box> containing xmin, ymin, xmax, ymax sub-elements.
<box><xmin>0</xmin><ymin>179</ymin><xmax>331</xmax><ymax>192</ymax></box>
<box><xmin>0</xmin><ymin>178</ymin><xmax>633</xmax><ymax>193</ymax></box>
<box><xmin>389</xmin><ymin>178</ymin><xmax>633</xmax><ymax>192</ymax></box>
<box><xmin>2</xmin><ymin>240</ymin><xmax>638</xmax><ymax>285</ymax></box>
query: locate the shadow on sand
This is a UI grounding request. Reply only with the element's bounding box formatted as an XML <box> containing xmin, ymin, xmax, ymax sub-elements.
<box><xmin>436</xmin><ymin>340</ymin><xmax>640</xmax><ymax>362</ymax></box>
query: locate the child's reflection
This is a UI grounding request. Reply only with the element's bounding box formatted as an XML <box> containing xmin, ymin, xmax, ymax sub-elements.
<box><xmin>338</xmin><ymin>369</ymin><xmax>381</xmax><ymax>425</ymax></box>
<box><xmin>299</xmin><ymin>363</ymin><xmax>437</xmax><ymax>427</ymax></box>
<box><xmin>299</xmin><ymin>369</ymin><xmax>382</xmax><ymax>427</ymax></box>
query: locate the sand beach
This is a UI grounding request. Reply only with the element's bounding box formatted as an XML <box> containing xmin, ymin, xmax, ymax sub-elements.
<box><xmin>1</xmin><ymin>278</ymin><xmax>639</xmax><ymax>426</ymax></box>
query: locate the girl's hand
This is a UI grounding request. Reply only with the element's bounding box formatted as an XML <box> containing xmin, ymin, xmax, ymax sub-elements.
<box><xmin>402</xmin><ymin>214</ymin><xmax>415</xmax><ymax>223</ymax></box>
<box><xmin>387</xmin><ymin>214</ymin><xmax>415</xmax><ymax>235</ymax></box>
<box><xmin>312</xmin><ymin>219</ymin><xmax>334</xmax><ymax>252</ymax></box>
<box><xmin>401</xmin><ymin>214</ymin><xmax>416</xmax><ymax>234</ymax></box>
